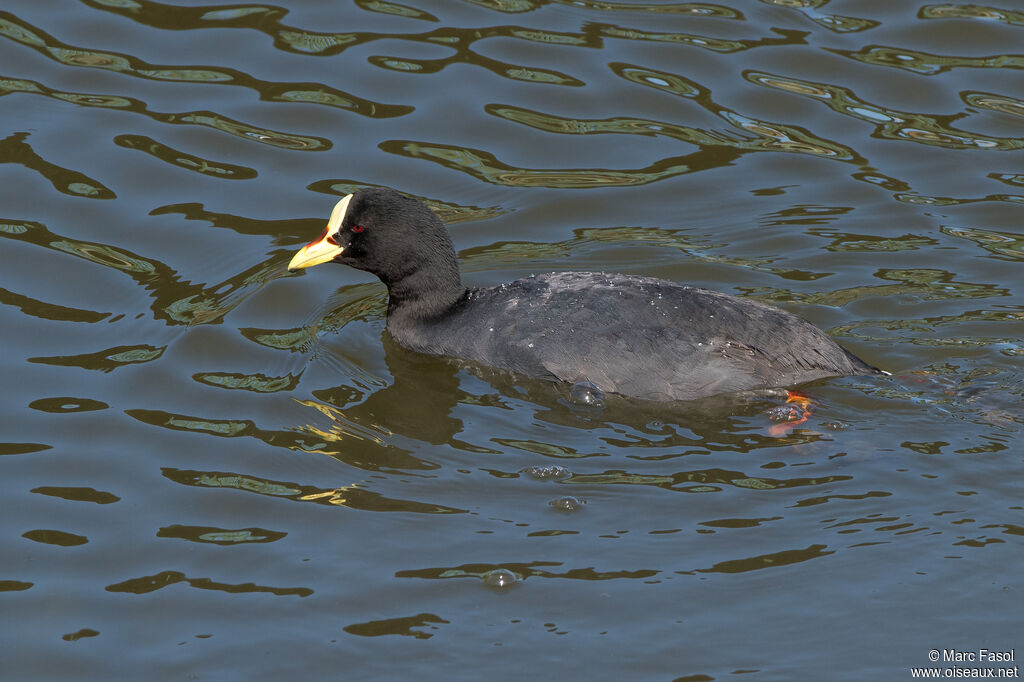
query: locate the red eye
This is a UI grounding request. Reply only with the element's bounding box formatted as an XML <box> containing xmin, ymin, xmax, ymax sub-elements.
<box><xmin>352</xmin><ymin>224</ymin><xmax>365</xmax><ymax>233</ymax></box>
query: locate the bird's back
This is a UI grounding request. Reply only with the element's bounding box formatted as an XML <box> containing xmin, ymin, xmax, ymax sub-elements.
<box><xmin>387</xmin><ymin>271</ymin><xmax>878</xmax><ymax>402</ymax></box>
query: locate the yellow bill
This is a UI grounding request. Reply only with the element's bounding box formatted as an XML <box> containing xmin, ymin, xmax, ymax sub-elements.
<box><xmin>288</xmin><ymin>194</ymin><xmax>353</xmax><ymax>271</ymax></box>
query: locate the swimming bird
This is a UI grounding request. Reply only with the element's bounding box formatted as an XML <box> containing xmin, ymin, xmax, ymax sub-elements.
<box><xmin>288</xmin><ymin>188</ymin><xmax>881</xmax><ymax>402</ymax></box>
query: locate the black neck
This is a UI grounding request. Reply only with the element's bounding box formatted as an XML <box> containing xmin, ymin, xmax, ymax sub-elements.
<box><xmin>384</xmin><ymin>260</ymin><xmax>465</xmax><ymax>323</ymax></box>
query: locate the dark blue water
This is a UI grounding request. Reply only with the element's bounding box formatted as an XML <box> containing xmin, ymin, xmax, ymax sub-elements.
<box><xmin>2</xmin><ymin>1</ymin><xmax>1022</xmax><ymax>679</ymax></box>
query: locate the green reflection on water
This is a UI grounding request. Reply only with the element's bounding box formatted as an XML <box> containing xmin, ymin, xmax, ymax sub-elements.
<box><xmin>238</xmin><ymin>327</ymin><xmax>313</xmax><ymax>351</ymax></box>
<box><xmin>81</xmin><ymin>0</ymin><xmax>597</xmax><ymax>85</ymax></box>
<box><xmin>199</xmin><ymin>6</ymin><xmax>273</xmax><ymax>22</ymax></box>
<box><xmin>744</xmin><ymin>268</ymin><xmax>1009</xmax><ymax>309</ymax></box>
<box><xmin>746</xmin><ymin>70</ymin><xmax>1024</xmax><ymax>151</ymax></box>
<box><xmin>193</xmin><ymin>371</ymin><xmax>301</xmax><ymax>393</ymax></box>
<box><xmin>895</xmin><ymin>192</ymin><xmax>1024</xmax><ymax>207</ymax></box>
<box><xmin>920</xmin><ymin>3</ymin><xmax>1024</xmax><ymax>27</ymax></box>
<box><xmin>306</xmin><ymin>179</ymin><xmax>510</xmax><ymax>224</ymax></box>
<box><xmin>381</xmin><ymin>138</ymin><xmax>721</xmax><ymax>188</ymax></box>
<box><xmin>0</xmin><ymin>75</ymin><xmax>331</xmax><ymax>150</ymax></box>
<box><xmin>830</xmin><ymin>306</ymin><xmax>1024</xmax><ymax>348</ymax></box>
<box><xmin>700</xmin><ymin>516</ymin><xmax>782</xmax><ymax>529</ymax></box>
<box><xmin>157</xmin><ymin>524</ymin><xmax>287</xmax><ymax>545</ymax></box>
<box><xmin>22</xmin><ymin>529</ymin><xmax>88</xmax><ymax>546</ymax></box>
<box><xmin>128</xmin><ymin>409</ymin><xmax>255</xmax><ymax>437</ymax></box>
<box><xmin>396</xmin><ymin>560</ymin><xmax>658</xmax><ymax>581</ymax></box>
<box><xmin>0</xmin><ymin>132</ymin><xmax>115</xmax><ymax>199</ymax></box>
<box><xmin>463</xmin><ymin>61</ymin><xmax>863</xmax><ymax>186</ymax></box>
<box><xmin>488</xmin><ymin>101</ymin><xmax>857</xmax><ymax>161</ymax></box>
<box><xmin>30</xmin><ymin>486</ymin><xmax>120</xmax><ymax>504</ymax></box>
<box><xmin>28</xmin><ymin>397</ymin><xmax>109</xmax><ymax>413</ymax></box>
<box><xmin>689</xmin><ymin>544</ymin><xmax>834</xmax><ymax>574</ymax></box>
<box><xmin>28</xmin><ymin>344</ymin><xmax>165</xmax><ymax>372</ymax></box>
<box><xmin>0</xmin><ymin>286</ymin><xmax>111</xmax><ymax>322</ymax></box>
<box><xmin>565</xmin><ymin>467</ymin><xmax>849</xmax><ymax>492</ymax></box>
<box><xmin>761</xmin><ymin>0</ymin><xmax>879</xmax><ymax>33</ymax></box>
<box><xmin>343</xmin><ymin>613</ymin><xmax>449</xmax><ymax>639</ymax></box>
<box><xmin>549</xmin><ymin>0</ymin><xmax>740</xmax><ymax>17</ymax></box>
<box><xmin>127</xmin><ymin>399</ymin><xmax>442</xmax><ymax>474</ymax></box>
<box><xmin>966</xmin><ymin>92</ymin><xmax>1024</xmax><ymax>119</ymax></box>
<box><xmin>836</xmin><ymin>43</ymin><xmax>1024</xmax><ymax>76</ymax></box>
<box><xmin>0</xmin><ymin>443</ymin><xmax>53</xmax><ymax>455</ymax></box>
<box><xmin>457</xmin><ymin>224</ymin><xmax>822</xmax><ymax>283</ymax></box>
<box><xmin>114</xmin><ymin>135</ymin><xmax>258</xmax><ymax>180</ymax></box>
<box><xmin>596</xmin><ymin>24</ymin><xmax>803</xmax><ymax>52</ymax></box>
<box><xmin>807</xmin><ymin>228</ymin><xmax>938</xmax><ymax>252</ymax></box>
<box><xmin>355</xmin><ymin>0</ymin><xmax>438</xmax><ymax>22</ymax></box>
<box><xmin>0</xmin><ymin>10</ymin><xmax>409</xmax><ymax>118</ymax></box>
<box><xmin>161</xmin><ymin>466</ymin><xmax>466</xmax><ymax>514</ymax></box>
<box><xmin>0</xmin><ymin>581</ymin><xmax>33</xmax><ymax>592</ymax></box>
<box><xmin>942</xmin><ymin>225</ymin><xmax>1024</xmax><ymax>261</ymax></box>
<box><xmin>105</xmin><ymin>570</ymin><xmax>313</xmax><ymax>597</ymax></box>
<box><xmin>491</xmin><ymin>438</ymin><xmax>592</xmax><ymax>458</ymax></box>
<box><xmin>0</xmin><ymin>215</ymin><xmax>297</xmax><ymax>326</ymax></box>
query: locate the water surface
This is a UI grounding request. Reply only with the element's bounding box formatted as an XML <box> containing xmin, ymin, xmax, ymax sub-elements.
<box><xmin>2</xmin><ymin>1</ymin><xmax>1022</xmax><ymax>679</ymax></box>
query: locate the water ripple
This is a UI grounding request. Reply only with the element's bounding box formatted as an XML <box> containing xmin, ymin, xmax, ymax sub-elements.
<box><xmin>745</xmin><ymin>267</ymin><xmax>1009</xmax><ymax>309</ymax></box>
<box><xmin>474</xmin><ymin>0</ymin><xmax>742</xmax><ymax>16</ymax></box>
<box><xmin>0</xmin><ymin>217</ymin><xmax>287</xmax><ymax>325</ymax></box>
<box><xmin>161</xmin><ymin>466</ymin><xmax>466</xmax><ymax>514</ymax></box>
<box><xmin>761</xmin><ymin>0</ymin><xmax>879</xmax><ymax>32</ymax></box>
<box><xmin>488</xmin><ymin>95</ymin><xmax>859</xmax><ymax>162</ymax></box>
<box><xmin>0</xmin><ymin>286</ymin><xmax>111</xmax><ymax>323</ymax></box>
<box><xmin>113</xmin><ymin>134</ymin><xmax>258</xmax><ymax>179</ymax></box>
<box><xmin>0</xmin><ymin>75</ymin><xmax>331</xmax><ymax>150</ymax></box>
<box><xmin>28</xmin><ymin>344</ymin><xmax>166</xmax><ymax>372</ymax></box>
<box><xmin>156</xmin><ymin>525</ymin><xmax>288</xmax><ymax>545</ymax></box>
<box><xmin>745</xmin><ymin>70</ymin><xmax>1024</xmax><ymax>151</ymax></box>
<box><xmin>919</xmin><ymin>3</ymin><xmax>1024</xmax><ymax>27</ymax></box>
<box><xmin>82</xmin><ymin>0</ymin><xmax>597</xmax><ymax>83</ymax></box>
<box><xmin>305</xmin><ymin>179</ymin><xmax>510</xmax><ymax>224</ymax></box>
<box><xmin>381</xmin><ymin>138</ymin><xmax>721</xmax><ymax>188</ymax></box>
<box><xmin>595</xmin><ymin>23</ymin><xmax>806</xmax><ymax>52</ymax></box>
<box><xmin>831</xmin><ymin>44</ymin><xmax>1024</xmax><ymax>77</ymax></box>
<box><xmin>105</xmin><ymin>570</ymin><xmax>313</xmax><ymax>597</ymax></box>
<box><xmin>0</xmin><ymin>10</ymin><xmax>411</xmax><ymax>117</ymax></box>
<box><xmin>2</xmin><ymin>0</ymin><xmax>1022</xmax><ymax>674</ymax></box>
<box><xmin>0</xmin><ymin>132</ymin><xmax>115</xmax><ymax>199</ymax></box>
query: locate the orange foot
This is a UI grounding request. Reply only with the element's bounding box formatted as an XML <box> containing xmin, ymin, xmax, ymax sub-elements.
<box><xmin>767</xmin><ymin>390</ymin><xmax>814</xmax><ymax>437</ymax></box>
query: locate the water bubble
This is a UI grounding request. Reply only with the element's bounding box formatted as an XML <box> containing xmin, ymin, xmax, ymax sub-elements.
<box><xmin>549</xmin><ymin>496</ymin><xmax>585</xmax><ymax>512</ymax></box>
<box><xmin>767</xmin><ymin>406</ymin><xmax>803</xmax><ymax>423</ymax></box>
<box><xmin>569</xmin><ymin>381</ymin><xmax>604</xmax><ymax>408</ymax></box>
<box><xmin>483</xmin><ymin>569</ymin><xmax>519</xmax><ymax>589</ymax></box>
<box><xmin>521</xmin><ymin>465</ymin><xmax>571</xmax><ymax>481</ymax></box>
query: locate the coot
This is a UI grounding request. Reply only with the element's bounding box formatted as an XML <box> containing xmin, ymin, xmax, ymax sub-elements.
<box><xmin>288</xmin><ymin>188</ymin><xmax>881</xmax><ymax>401</ymax></box>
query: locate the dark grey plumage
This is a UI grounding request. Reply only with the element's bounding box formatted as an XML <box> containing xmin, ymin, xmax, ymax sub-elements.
<box><xmin>291</xmin><ymin>187</ymin><xmax>881</xmax><ymax>402</ymax></box>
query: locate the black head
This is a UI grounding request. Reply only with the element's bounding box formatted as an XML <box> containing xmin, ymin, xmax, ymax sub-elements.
<box><xmin>288</xmin><ymin>188</ymin><xmax>460</xmax><ymax>291</ymax></box>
